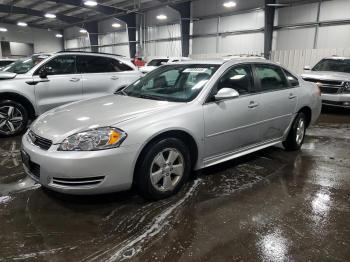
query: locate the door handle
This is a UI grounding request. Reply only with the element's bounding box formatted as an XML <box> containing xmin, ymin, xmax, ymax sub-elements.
<box><xmin>111</xmin><ymin>76</ymin><xmax>119</xmax><ymax>80</ymax></box>
<box><xmin>288</xmin><ymin>93</ymin><xmax>297</xmax><ymax>99</ymax></box>
<box><xmin>248</xmin><ymin>101</ymin><xmax>259</xmax><ymax>108</ymax></box>
<box><xmin>70</xmin><ymin>78</ymin><xmax>80</xmax><ymax>82</ymax></box>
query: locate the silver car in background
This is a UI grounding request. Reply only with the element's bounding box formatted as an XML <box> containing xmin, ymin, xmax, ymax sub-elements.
<box><xmin>0</xmin><ymin>51</ymin><xmax>142</xmax><ymax>137</ymax></box>
<box><xmin>302</xmin><ymin>56</ymin><xmax>350</xmax><ymax>108</ymax></box>
<box><xmin>22</xmin><ymin>59</ymin><xmax>321</xmax><ymax>200</ymax></box>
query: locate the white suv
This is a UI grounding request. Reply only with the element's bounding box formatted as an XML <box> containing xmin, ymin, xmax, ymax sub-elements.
<box><xmin>0</xmin><ymin>51</ymin><xmax>142</xmax><ymax>137</ymax></box>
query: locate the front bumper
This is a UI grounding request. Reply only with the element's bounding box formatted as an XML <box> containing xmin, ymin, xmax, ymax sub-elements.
<box><xmin>321</xmin><ymin>93</ymin><xmax>350</xmax><ymax>108</ymax></box>
<box><xmin>21</xmin><ymin>132</ymin><xmax>140</xmax><ymax>195</ymax></box>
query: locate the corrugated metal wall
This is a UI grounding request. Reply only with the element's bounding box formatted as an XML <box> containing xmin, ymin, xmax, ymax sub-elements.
<box><xmin>271</xmin><ymin>48</ymin><xmax>350</xmax><ymax>75</ymax></box>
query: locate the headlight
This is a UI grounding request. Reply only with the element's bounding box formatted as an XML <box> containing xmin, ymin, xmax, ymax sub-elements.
<box><xmin>343</xmin><ymin>82</ymin><xmax>350</xmax><ymax>93</ymax></box>
<box><xmin>58</xmin><ymin>127</ymin><xmax>127</xmax><ymax>151</ymax></box>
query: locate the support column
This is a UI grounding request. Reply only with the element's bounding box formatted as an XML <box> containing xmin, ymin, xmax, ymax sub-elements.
<box><xmin>119</xmin><ymin>13</ymin><xmax>137</xmax><ymax>58</ymax></box>
<box><xmin>171</xmin><ymin>2</ymin><xmax>191</xmax><ymax>57</ymax></box>
<box><xmin>264</xmin><ymin>0</ymin><xmax>276</xmax><ymax>59</ymax></box>
<box><xmin>85</xmin><ymin>21</ymin><xmax>99</xmax><ymax>52</ymax></box>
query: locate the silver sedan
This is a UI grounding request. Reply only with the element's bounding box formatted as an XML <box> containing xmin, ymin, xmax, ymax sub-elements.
<box><xmin>21</xmin><ymin>59</ymin><xmax>322</xmax><ymax>199</ymax></box>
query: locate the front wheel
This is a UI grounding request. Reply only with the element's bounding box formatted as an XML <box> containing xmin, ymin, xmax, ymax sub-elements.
<box><xmin>283</xmin><ymin>112</ymin><xmax>307</xmax><ymax>151</ymax></box>
<box><xmin>0</xmin><ymin>100</ymin><xmax>28</xmax><ymax>137</ymax></box>
<box><xmin>134</xmin><ymin>138</ymin><xmax>191</xmax><ymax>200</ymax></box>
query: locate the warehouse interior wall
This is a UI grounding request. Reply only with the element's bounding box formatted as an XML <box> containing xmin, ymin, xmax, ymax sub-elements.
<box><xmin>0</xmin><ymin>23</ymin><xmax>62</xmax><ymax>56</ymax></box>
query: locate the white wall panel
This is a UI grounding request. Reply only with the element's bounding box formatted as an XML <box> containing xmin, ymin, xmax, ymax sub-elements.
<box><xmin>218</xmin><ymin>33</ymin><xmax>264</xmax><ymax>54</ymax></box>
<box><xmin>274</xmin><ymin>28</ymin><xmax>316</xmax><ymax>50</ymax></box>
<box><xmin>320</xmin><ymin>0</ymin><xmax>350</xmax><ymax>21</ymax></box>
<box><xmin>317</xmin><ymin>24</ymin><xmax>350</xmax><ymax>49</ymax></box>
<box><xmin>271</xmin><ymin>48</ymin><xmax>350</xmax><ymax>75</ymax></box>
<box><xmin>192</xmin><ymin>36</ymin><xmax>217</xmax><ymax>55</ymax></box>
<box><xmin>276</xmin><ymin>3</ymin><xmax>318</xmax><ymax>25</ymax></box>
<box><xmin>145</xmin><ymin>40</ymin><xmax>181</xmax><ymax>58</ymax></box>
<box><xmin>0</xmin><ymin>23</ymin><xmax>62</xmax><ymax>53</ymax></box>
<box><xmin>99</xmin><ymin>45</ymin><xmax>130</xmax><ymax>57</ymax></box>
<box><xmin>193</xmin><ymin>18</ymin><xmax>218</xmax><ymax>35</ymax></box>
<box><xmin>220</xmin><ymin>10</ymin><xmax>264</xmax><ymax>32</ymax></box>
<box><xmin>98</xmin><ymin>31</ymin><xmax>128</xmax><ymax>46</ymax></box>
<box><xmin>146</xmin><ymin>24</ymin><xmax>181</xmax><ymax>41</ymax></box>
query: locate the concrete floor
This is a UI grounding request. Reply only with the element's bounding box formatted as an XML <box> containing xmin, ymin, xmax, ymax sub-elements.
<box><xmin>0</xmin><ymin>107</ymin><xmax>349</xmax><ymax>261</ymax></box>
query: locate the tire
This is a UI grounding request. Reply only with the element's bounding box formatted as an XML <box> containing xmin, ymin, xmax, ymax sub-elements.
<box><xmin>134</xmin><ymin>137</ymin><xmax>191</xmax><ymax>200</ymax></box>
<box><xmin>0</xmin><ymin>100</ymin><xmax>29</xmax><ymax>137</ymax></box>
<box><xmin>283</xmin><ymin>112</ymin><xmax>307</xmax><ymax>151</ymax></box>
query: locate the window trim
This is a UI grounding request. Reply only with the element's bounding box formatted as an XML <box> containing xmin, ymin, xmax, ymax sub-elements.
<box><xmin>33</xmin><ymin>55</ymin><xmax>77</xmax><ymax>76</ymax></box>
<box><xmin>204</xmin><ymin>63</ymin><xmax>258</xmax><ymax>104</ymax></box>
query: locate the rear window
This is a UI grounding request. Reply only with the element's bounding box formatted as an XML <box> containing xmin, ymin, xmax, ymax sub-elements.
<box><xmin>77</xmin><ymin>56</ymin><xmax>133</xmax><ymax>73</ymax></box>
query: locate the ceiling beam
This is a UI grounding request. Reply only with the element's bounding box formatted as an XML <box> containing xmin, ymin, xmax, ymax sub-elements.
<box><xmin>0</xmin><ymin>3</ymin><xmax>83</xmax><ymax>24</ymax></box>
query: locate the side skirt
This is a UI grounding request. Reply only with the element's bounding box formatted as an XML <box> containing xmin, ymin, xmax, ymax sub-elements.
<box><xmin>202</xmin><ymin>138</ymin><xmax>283</xmax><ymax>168</ymax></box>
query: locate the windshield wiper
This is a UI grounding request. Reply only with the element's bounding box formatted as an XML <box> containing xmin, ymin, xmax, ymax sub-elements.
<box><xmin>137</xmin><ymin>94</ymin><xmax>166</xmax><ymax>101</ymax></box>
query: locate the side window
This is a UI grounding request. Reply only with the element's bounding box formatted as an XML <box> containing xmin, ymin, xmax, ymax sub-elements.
<box><xmin>77</xmin><ymin>56</ymin><xmax>118</xmax><ymax>73</ymax></box>
<box><xmin>255</xmin><ymin>64</ymin><xmax>289</xmax><ymax>91</ymax></box>
<box><xmin>112</xmin><ymin>59</ymin><xmax>133</xmax><ymax>71</ymax></box>
<box><xmin>284</xmin><ymin>69</ymin><xmax>299</xmax><ymax>87</ymax></box>
<box><xmin>217</xmin><ymin>64</ymin><xmax>254</xmax><ymax>95</ymax></box>
<box><xmin>39</xmin><ymin>55</ymin><xmax>76</xmax><ymax>75</ymax></box>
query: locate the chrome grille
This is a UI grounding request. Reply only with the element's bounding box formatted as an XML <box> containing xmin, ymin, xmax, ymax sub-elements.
<box><xmin>28</xmin><ymin>131</ymin><xmax>52</xmax><ymax>150</ymax></box>
<box><xmin>302</xmin><ymin>78</ymin><xmax>343</xmax><ymax>94</ymax></box>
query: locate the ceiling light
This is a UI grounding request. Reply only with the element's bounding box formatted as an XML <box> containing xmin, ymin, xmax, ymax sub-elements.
<box><xmin>84</xmin><ymin>1</ymin><xmax>98</xmax><ymax>6</ymax></box>
<box><xmin>80</xmin><ymin>29</ymin><xmax>88</xmax><ymax>33</ymax></box>
<box><xmin>156</xmin><ymin>14</ymin><xmax>167</xmax><ymax>20</ymax></box>
<box><xmin>112</xmin><ymin>23</ymin><xmax>121</xmax><ymax>28</ymax></box>
<box><xmin>45</xmin><ymin>13</ymin><xmax>56</xmax><ymax>19</ymax></box>
<box><xmin>0</xmin><ymin>27</ymin><xmax>8</xmax><ymax>32</ymax></box>
<box><xmin>223</xmin><ymin>1</ymin><xmax>237</xmax><ymax>8</ymax></box>
<box><xmin>56</xmin><ymin>34</ymin><xmax>63</xmax><ymax>38</ymax></box>
<box><xmin>17</xmin><ymin>22</ymin><xmax>28</xmax><ymax>27</ymax></box>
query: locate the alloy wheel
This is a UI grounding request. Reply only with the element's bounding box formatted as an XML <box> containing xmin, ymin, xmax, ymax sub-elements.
<box><xmin>295</xmin><ymin>118</ymin><xmax>305</xmax><ymax>145</ymax></box>
<box><xmin>150</xmin><ymin>148</ymin><xmax>185</xmax><ymax>192</ymax></box>
<box><xmin>0</xmin><ymin>106</ymin><xmax>24</xmax><ymax>135</ymax></box>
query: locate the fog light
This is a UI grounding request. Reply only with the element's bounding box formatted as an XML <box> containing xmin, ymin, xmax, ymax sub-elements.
<box><xmin>343</xmin><ymin>102</ymin><xmax>350</xmax><ymax>106</ymax></box>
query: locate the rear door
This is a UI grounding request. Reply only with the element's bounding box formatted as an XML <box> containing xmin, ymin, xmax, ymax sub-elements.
<box><xmin>77</xmin><ymin>55</ymin><xmax>139</xmax><ymax>99</ymax></box>
<box><xmin>252</xmin><ymin>64</ymin><xmax>298</xmax><ymax>142</ymax></box>
<box><xmin>33</xmin><ymin>55</ymin><xmax>83</xmax><ymax>113</ymax></box>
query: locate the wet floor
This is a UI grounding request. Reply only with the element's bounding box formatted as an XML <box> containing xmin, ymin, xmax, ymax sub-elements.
<box><xmin>0</xmin><ymin>107</ymin><xmax>349</xmax><ymax>261</ymax></box>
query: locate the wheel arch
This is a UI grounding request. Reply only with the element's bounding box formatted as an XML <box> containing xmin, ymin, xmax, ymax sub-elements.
<box><xmin>298</xmin><ymin>106</ymin><xmax>312</xmax><ymax>127</ymax></box>
<box><xmin>0</xmin><ymin>92</ymin><xmax>36</xmax><ymax>119</ymax></box>
<box><xmin>133</xmin><ymin>129</ymin><xmax>200</xmax><ymax>179</ymax></box>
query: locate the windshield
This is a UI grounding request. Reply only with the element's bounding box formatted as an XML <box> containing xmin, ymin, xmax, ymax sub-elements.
<box><xmin>3</xmin><ymin>54</ymin><xmax>50</xmax><ymax>74</ymax></box>
<box><xmin>312</xmin><ymin>58</ymin><xmax>350</xmax><ymax>73</ymax></box>
<box><xmin>122</xmin><ymin>64</ymin><xmax>220</xmax><ymax>102</ymax></box>
<box><xmin>147</xmin><ymin>59</ymin><xmax>169</xmax><ymax>66</ymax></box>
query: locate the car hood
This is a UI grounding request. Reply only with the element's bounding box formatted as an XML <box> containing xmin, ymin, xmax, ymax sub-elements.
<box><xmin>301</xmin><ymin>71</ymin><xmax>350</xmax><ymax>82</ymax></box>
<box><xmin>31</xmin><ymin>95</ymin><xmax>178</xmax><ymax>143</ymax></box>
<box><xmin>0</xmin><ymin>71</ymin><xmax>17</xmax><ymax>80</ymax></box>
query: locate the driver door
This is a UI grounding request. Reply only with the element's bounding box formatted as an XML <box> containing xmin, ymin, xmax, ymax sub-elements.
<box><xmin>203</xmin><ymin>64</ymin><xmax>261</xmax><ymax>167</ymax></box>
<box><xmin>33</xmin><ymin>55</ymin><xmax>83</xmax><ymax>114</ymax></box>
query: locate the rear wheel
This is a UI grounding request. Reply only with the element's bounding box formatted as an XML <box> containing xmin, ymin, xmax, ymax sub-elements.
<box><xmin>134</xmin><ymin>138</ymin><xmax>191</xmax><ymax>200</ymax></box>
<box><xmin>0</xmin><ymin>100</ymin><xmax>28</xmax><ymax>137</ymax></box>
<box><xmin>283</xmin><ymin>112</ymin><xmax>306</xmax><ymax>151</ymax></box>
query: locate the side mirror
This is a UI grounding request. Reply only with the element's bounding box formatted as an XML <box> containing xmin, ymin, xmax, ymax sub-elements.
<box><xmin>39</xmin><ymin>67</ymin><xmax>48</xmax><ymax>79</ymax></box>
<box><xmin>214</xmin><ymin>88</ymin><xmax>239</xmax><ymax>101</ymax></box>
<box><xmin>303</xmin><ymin>66</ymin><xmax>311</xmax><ymax>71</ymax></box>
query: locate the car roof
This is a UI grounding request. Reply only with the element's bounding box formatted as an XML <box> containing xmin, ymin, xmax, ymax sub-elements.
<box><xmin>173</xmin><ymin>58</ymin><xmax>278</xmax><ymax>65</ymax></box>
<box><xmin>323</xmin><ymin>56</ymin><xmax>350</xmax><ymax>60</ymax></box>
